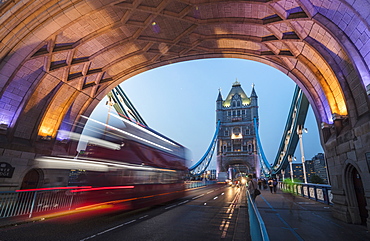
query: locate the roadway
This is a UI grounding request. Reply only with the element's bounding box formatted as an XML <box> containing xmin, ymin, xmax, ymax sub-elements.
<box><xmin>0</xmin><ymin>184</ymin><xmax>249</xmax><ymax>241</ymax></box>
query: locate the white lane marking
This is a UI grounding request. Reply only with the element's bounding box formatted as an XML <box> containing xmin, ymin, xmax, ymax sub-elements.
<box><xmin>165</xmin><ymin>200</ymin><xmax>190</xmax><ymax>211</ymax></box>
<box><xmin>165</xmin><ymin>205</ymin><xmax>177</xmax><ymax>210</ymax></box>
<box><xmin>80</xmin><ymin>219</ymin><xmax>136</xmax><ymax>241</ymax></box>
<box><xmin>139</xmin><ymin>215</ymin><xmax>149</xmax><ymax>219</ymax></box>
<box><xmin>192</xmin><ymin>194</ymin><xmax>205</xmax><ymax>199</ymax></box>
<box><xmin>96</xmin><ymin>224</ymin><xmax>124</xmax><ymax>235</ymax></box>
<box><xmin>178</xmin><ymin>200</ymin><xmax>189</xmax><ymax>205</ymax></box>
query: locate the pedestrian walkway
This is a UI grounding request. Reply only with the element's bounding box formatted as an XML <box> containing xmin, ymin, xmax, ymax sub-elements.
<box><xmin>255</xmin><ymin>188</ymin><xmax>370</xmax><ymax>241</ymax></box>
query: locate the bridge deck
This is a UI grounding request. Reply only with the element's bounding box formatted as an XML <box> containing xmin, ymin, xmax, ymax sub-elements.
<box><xmin>256</xmin><ymin>187</ymin><xmax>370</xmax><ymax>241</ymax></box>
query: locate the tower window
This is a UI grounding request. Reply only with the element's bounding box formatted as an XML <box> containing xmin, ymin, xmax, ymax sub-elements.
<box><xmin>233</xmin><ymin>144</ymin><xmax>241</xmax><ymax>152</ymax></box>
<box><xmin>233</xmin><ymin>127</ymin><xmax>240</xmax><ymax>135</ymax></box>
<box><xmin>237</xmin><ymin>101</ymin><xmax>241</xmax><ymax>107</ymax></box>
<box><xmin>248</xmin><ymin>143</ymin><xmax>253</xmax><ymax>153</ymax></box>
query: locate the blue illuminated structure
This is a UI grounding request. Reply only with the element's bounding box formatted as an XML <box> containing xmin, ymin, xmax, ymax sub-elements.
<box><xmin>254</xmin><ymin>86</ymin><xmax>309</xmax><ymax>176</ymax></box>
<box><xmin>189</xmin><ymin>120</ymin><xmax>221</xmax><ymax>177</ymax></box>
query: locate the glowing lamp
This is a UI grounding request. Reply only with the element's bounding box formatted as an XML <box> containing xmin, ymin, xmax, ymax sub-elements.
<box><xmin>231</xmin><ymin>134</ymin><xmax>242</xmax><ymax>139</ymax></box>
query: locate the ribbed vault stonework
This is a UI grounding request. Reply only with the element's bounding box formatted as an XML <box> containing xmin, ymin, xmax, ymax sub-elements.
<box><xmin>0</xmin><ymin>0</ymin><xmax>370</xmax><ymax>227</ymax></box>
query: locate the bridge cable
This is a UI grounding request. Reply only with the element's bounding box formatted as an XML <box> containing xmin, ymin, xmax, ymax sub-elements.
<box><xmin>107</xmin><ymin>85</ymin><xmax>148</xmax><ymax>127</ymax></box>
<box><xmin>189</xmin><ymin>120</ymin><xmax>221</xmax><ymax>176</ymax></box>
<box><xmin>253</xmin><ymin>85</ymin><xmax>310</xmax><ymax>176</ymax></box>
<box><xmin>253</xmin><ymin>117</ymin><xmax>272</xmax><ymax>176</ymax></box>
<box><xmin>270</xmin><ymin>86</ymin><xmax>309</xmax><ymax>174</ymax></box>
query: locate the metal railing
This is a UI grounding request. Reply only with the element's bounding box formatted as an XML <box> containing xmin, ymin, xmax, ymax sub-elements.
<box><xmin>279</xmin><ymin>181</ymin><xmax>333</xmax><ymax>205</ymax></box>
<box><xmin>247</xmin><ymin>191</ymin><xmax>270</xmax><ymax>241</ymax></box>
<box><xmin>185</xmin><ymin>180</ymin><xmax>217</xmax><ymax>189</ymax></box>
<box><xmin>1</xmin><ymin>182</ymin><xmax>218</xmax><ymax>219</ymax></box>
<box><xmin>0</xmin><ymin>187</ymin><xmax>86</xmax><ymax>218</ymax></box>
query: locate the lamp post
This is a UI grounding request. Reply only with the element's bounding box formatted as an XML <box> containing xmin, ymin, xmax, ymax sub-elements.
<box><xmin>297</xmin><ymin>125</ymin><xmax>308</xmax><ymax>183</ymax></box>
<box><xmin>288</xmin><ymin>155</ymin><xmax>294</xmax><ymax>182</ymax></box>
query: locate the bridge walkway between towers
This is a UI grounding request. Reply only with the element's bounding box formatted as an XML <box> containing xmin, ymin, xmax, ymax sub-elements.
<box><xmin>254</xmin><ymin>187</ymin><xmax>370</xmax><ymax>241</ymax></box>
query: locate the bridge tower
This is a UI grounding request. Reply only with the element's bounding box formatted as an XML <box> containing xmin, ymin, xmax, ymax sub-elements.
<box><xmin>216</xmin><ymin>81</ymin><xmax>260</xmax><ymax>179</ymax></box>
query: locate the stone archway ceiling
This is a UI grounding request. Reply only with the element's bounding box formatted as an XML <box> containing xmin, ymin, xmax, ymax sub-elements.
<box><xmin>0</xmin><ymin>0</ymin><xmax>368</xmax><ymax>139</ymax></box>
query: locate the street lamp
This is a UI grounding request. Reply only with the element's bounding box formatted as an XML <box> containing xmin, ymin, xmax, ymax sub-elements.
<box><xmin>297</xmin><ymin>125</ymin><xmax>308</xmax><ymax>183</ymax></box>
<box><xmin>288</xmin><ymin>155</ymin><xmax>294</xmax><ymax>182</ymax></box>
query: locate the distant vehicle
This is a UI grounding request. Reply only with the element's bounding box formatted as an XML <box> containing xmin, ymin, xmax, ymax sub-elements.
<box><xmin>217</xmin><ymin>172</ymin><xmax>228</xmax><ymax>183</ymax></box>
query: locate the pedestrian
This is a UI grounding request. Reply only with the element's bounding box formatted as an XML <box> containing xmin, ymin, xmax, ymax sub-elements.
<box><xmin>273</xmin><ymin>178</ymin><xmax>278</xmax><ymax>193</ymax></box>
<box><xmin>263</xmin><ymin>179</ymin><xmax>267</xmax><ymax>190</ymax></box>
<box><xmin>268</xmin><ymin>178</ymin><xmax>274</xmax><ymax>193</ymax></box>
<box><xmin>258</xmin><ymin>178</ymin><xmax>262</xmax><ymax>190</ymax></box>
<box><xmin>247</xmin><ymin>174</ymin><xmax>258</xmax><ymax>201</ymax></box>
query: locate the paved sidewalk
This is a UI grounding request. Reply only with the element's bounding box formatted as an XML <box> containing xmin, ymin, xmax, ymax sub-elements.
<box><xmin>255</xmin><ymin>188</ymin><xmax>370</xmax><ymax>241</ymax></box>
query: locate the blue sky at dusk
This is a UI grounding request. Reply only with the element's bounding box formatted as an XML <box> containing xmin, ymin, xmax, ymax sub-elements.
<box><xmin>90</xmin><ymin>58</ymin><xmax>323</xmax><ymax>169</ymax></box>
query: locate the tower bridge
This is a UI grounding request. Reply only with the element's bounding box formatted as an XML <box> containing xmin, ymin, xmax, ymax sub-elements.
<box><xmin>0</xmin><ymin>0</ymin><xmax>370</xmax><ymax>232</ymax></box>
<box><xmin>216</xmin><ymin>81</ymin><xmax>259</xmax><ymax>179</ymax></box>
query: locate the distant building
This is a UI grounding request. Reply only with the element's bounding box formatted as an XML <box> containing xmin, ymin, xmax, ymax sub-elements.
<box><xmin>209</xmin><ymin>169</ymin><xmax>217</xmax><ymax>180</ymax></box>
<box><xmin>286</xmin><ymin>153</ymin><xmax>328</xmax><ymax>184</ymax></box>
<box><xmin>306</xmin><ymin>159</ymin><xmax>315</xmax><ymax>182</ymax></box>
<box><xmin>288</xmin><ymin>162</ymin><xmax>304</xmax><ymax>181</ymax></box>
<box><xmin>216</xmin><ymin>81</ymin><xmax>259</xmax><ymax>179</ymax></box>
<box><xmin>311</xmin><ymin>153</ymin><xmax>328</xmax><ymax>184</ymax></box>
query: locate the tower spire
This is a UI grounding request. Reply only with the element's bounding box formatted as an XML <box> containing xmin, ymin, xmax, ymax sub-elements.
<box><xmin>217</xmin><ymin>88</ymin><xmax>223</xmax><ymax>101</ymax></box>
<box><xmin>251</xmin><ymin>83</ymin><xmax>257</xmax><ymax>97</ymax></box>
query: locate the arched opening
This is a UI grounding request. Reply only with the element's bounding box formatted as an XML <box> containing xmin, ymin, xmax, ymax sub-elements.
<box><xmin>228</xmin><ymin>163</ymin><xmax>250</xmax><ymax>179</ymax></box>
<box><xmin>86</xmin><ymin>59</ymin><xmax>324</xmax><ymax>169</ymax></box>
<box><xmin>344</xmin><ymin>164</ymin><xmax>368</xmax><ymax>225</ymax></box>
<box><xmin>0</xmin><ymin>0</ymin><xmax>369</xmax><ymax>229</ymax></box>
<box><xmin>352</xmin><ymin>168</ymin><xmax>368</xmax><ymax>225</ymax></box>
<box><xmin>20</xmin><ymin>169</ymin><xmax>43</xmax><ymax>190</ymax></box>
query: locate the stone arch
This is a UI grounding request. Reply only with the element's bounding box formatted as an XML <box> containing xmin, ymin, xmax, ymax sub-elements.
<box><xmin>226</xmin><ymin>160</ymin><xmax>253</xmax><ymax>179</ymax></box>
<box><xmin>1</xmin><ymin>0</ymin><xmax>368</xmax><ymax>144</ymax></box>
<box><xmin>306</xmin><ymin>16</ymin><xmax>369</xmax><ymax>120</ymax></box>
<box><xmin>0</xmin><ymin>0</ymin><xmax>370</xmax><ymax>228</ymax></box>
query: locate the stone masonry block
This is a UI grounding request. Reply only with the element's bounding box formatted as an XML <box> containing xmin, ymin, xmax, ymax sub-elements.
<box><xmin>360</xmin><ymin>31</ymin><xmax>370</xmax><ymax>50</ymax></box>
<box><xmin>21</xmin><ymin>151</ymin><xmax>36</xmax><ymax>159</ymax></box>
<box><xmin>0</xmin><ymin>156</ymin><xmax>12</xmax><ymax>162</ymax></box>
<box><xmin>11</xmin><ymin>157</ymin><xmax>31</xmax><ymax>168</ymax></box>
<box><xmin>353</xmin><ymin>0</ymin><xmax>370</xmax><ymax>20</ymax></box>
<box><xmin>338</xmin><ymin>20</ymin><xmax>348</xmax><ymax>32</ymax></box>
<box><xmin>347</xmin><ymin>150</ymin><xmax>357</xmax><ymax>162</ymax></box>
<box><xmin>3</xmin><ymin>149</ymin><xmax>22</xmax><ymax>158</ymax></box>
<box><xmin>338</xmin><ymin>152</ymin><xmax>348</xmax><ymax>165</ymax></box>
<box><xmin>327</xmin><ymin>156</ymin><xmax>336</xmax><ymax>168</ymax></box>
